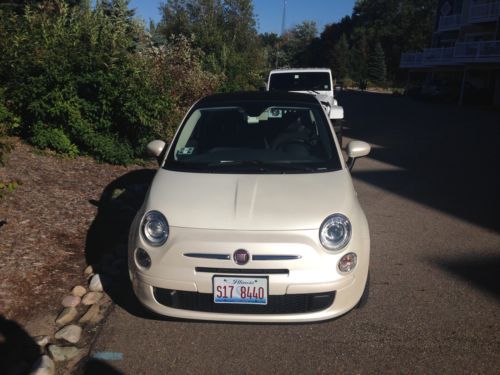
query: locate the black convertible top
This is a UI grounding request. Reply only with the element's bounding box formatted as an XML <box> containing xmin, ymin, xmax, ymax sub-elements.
<box><xmin>196</xmin><ymin>91</ymin><xmax>320</xmax><ymax>106</ymax></box>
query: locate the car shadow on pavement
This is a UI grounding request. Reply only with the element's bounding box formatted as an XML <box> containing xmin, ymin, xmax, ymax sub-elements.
<box><xmin>433</xmin><ymin>253</ymin><xmax>500</xmax><ymax>301</ymax></box>
<box><xmin>82</xmin><ymin>359</ymin><xmax>124</xmax><ymax>374</ymax></box>
<box><xmin>85</xmin><ymin>168</ymin><xmax>166</xmax><ymax>320</ymax></box>
<box><xmin>340</xmin><ymin>90</ymin><xmax>500</xmax><ymax>233</ymax></box>
<box><xmin>0</xmin><ymin>315</ymin><xmax>40</xmax><ymax>375</ymax></box>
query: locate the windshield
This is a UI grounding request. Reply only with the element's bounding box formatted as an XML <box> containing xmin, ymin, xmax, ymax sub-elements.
<box><xmin>269</xmin><ymin>72</ymin><xmax>331</xmax><ymax>92</ymax></box>
<box><xmin>164</xmin><ymin>100</ymin><xmax>341</xmax><ymax>174</ymax></box>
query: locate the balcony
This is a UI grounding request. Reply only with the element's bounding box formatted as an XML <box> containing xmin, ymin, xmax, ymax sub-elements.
<box><xmin>400</xmin><ymin>41</ymin><xmax>500</xmax><ymax>68</ymax></box>
<box><xmin>423</xmin><ymin>47</ymin><xmax>455</xmax><ymax>65</ymax></box>
<box><xmin>400</xmin><ymin>53</ymin><xmax>424</xmax><ymax>68</ymax></box>
<box><xmin>469</xmin><ymin>1</ymin><xmax>500</xmax><ymax>23</ymax></box>
<box><xmin>454</xmin><ymin>41</ymin><xmax>500</xmax><ymax>62</ymax></box>
<box><xmin>438</xmin><ymin>14</ymin><xmax>462</xmax><ymax>31</ymax></box>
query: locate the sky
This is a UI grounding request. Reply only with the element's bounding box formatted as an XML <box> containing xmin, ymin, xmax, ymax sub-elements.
<box><xmin>129</xmin><ymin>0</ymin><xmax>356</xmax><ymax>35</ymax></box>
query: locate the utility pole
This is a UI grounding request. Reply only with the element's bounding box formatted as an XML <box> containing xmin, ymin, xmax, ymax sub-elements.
<box><xmin>281</xmin><ymin>0</ymin><xmax>287</xmax><ymax>36</ymax></box>
<box><xmin>275</xmin><ymin>0</ymin><xmax>287</xmax><ymax>68</ymax></box>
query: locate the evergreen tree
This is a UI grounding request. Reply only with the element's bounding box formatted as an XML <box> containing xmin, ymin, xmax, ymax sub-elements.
<box><xmin>367</xmin><ymin>41</ymin><xmax>387</xmax><ymax>85</ymax></box>
<box><xmin>333</xmin><ymin>34</ymin><xmax>349</xmax><ymax>80</ymax></box>
<box><xmin>349</xmin><ymin>30</ymin><xmax>368</xmax><ymax>83</ymax></box>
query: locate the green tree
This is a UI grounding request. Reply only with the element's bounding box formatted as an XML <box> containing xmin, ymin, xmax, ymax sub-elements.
<box><xmin>157</xmin><ymin>0</ymin><xmax>264</xmax><ymax>90</ymax></box>
<box><xmin>333</xmin><ymin>34</ymin><xmax>349</xmax><ymax>80</ymax></box>
<box><xmin>259</xmin><ymin>32</ymin><xmax>280</xmax><ymax>69</ymax></box>
<box><xmin>311</xmin><ymin>0</ymin><xmax>438</xmax><ymax>83</ymax></box>
<box><xmin>367</xmin><ymin>41</ymin><xmax>387</xmax><ymax>85</ymax></box>
<box><xmin>281</xmin><ymin>21</ymin><xmax>318</xmax><ymax>67</ymax></box>
<box><xmin>349</xmin><ymin>29</ymin><xmax>368</xmax><ymax>83</ymax></box>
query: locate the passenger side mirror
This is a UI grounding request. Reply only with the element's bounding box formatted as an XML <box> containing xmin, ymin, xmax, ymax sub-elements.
<box><xmin>146</xmin><ymin>140</ymin><xmax>166</xmax><ymax>164</ymax></box>
<box><xmin>329</xmin><ymin>105</ymin><xmax>344</xmax><ymax>120</ymax></box>
<box><xmin>346</xmin><ymin>141</ymin><xmax>370</xmax><ymax>170</ymax></box>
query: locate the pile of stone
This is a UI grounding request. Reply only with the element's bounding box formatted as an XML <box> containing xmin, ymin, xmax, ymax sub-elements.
<box><xmin>30</xmin><ymin>265</ymin><xmax>115</xmax><ymax>375</ymax></box>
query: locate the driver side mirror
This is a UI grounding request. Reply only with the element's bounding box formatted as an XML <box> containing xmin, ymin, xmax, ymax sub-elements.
<box><xmin>146</xmin><ymin>140</ymin><xmax>166</xmax><ymax>165</ymax></box>
<box><xmin>346</xmin><ymin>141</ymin><xmax>370</xmax><ymax>170</ymax></box>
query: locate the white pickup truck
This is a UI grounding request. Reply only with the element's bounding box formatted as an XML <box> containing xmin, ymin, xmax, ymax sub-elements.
<box><xmin>267</xmin><ymin>68</ymin><xmax>344</xmax><ymax>146</ymax></box>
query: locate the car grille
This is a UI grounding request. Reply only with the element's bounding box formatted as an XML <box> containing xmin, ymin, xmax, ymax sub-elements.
<box><xmin>153</xmin><ymin>288</ymin><xmax>336</xmax><ymax>314</ymax></box>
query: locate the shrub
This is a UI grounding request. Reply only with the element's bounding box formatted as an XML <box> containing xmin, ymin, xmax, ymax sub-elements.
<box><xmin>0</xmin><ymin>1</ymin><xmax>171</xmax><ymax>164</ymax></box>
<box><xmin>0</xmin><ymin>89</ymin><xmax>19</xmax><ymax>165</ymax></box>
<box><xmin>30</xmin><ymin>122</ymin><xmax>78</xmax><ymax>157</ymax></box>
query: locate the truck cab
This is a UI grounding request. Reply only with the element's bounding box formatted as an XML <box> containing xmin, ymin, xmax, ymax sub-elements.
<box><xmin>267</xmin><ymin>68</ymin><xmax>344</xmax><ymax>146</ymax></box>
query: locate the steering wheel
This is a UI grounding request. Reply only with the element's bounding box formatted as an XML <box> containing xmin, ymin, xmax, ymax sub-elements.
<box><xmin>272</xmin><ymin>134</ymin><xmax>310</xmax><ymax>151</ymax></box>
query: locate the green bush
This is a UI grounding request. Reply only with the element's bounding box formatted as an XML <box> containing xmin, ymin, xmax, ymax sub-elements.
<box><xmin>30</xmin><ymin>123</ymin><xmax>78</xmax><ymax>157</ymax></box>
<box><xmin>0</xmin><ymin>88</ymin><xmax>19</xmax><ymax>165</ymax></box>
<box><xmin>0</xmin><ymin>1</ymin><xmax>172</xmax><ymax>164</ymax></box>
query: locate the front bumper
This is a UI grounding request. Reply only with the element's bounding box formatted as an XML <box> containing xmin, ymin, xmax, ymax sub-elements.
<box><xmin>128</xmin><ymin>225</ymin><xmax>370</xmax><ymax>323</ymax></box>
<box><xmin>131</xmin><ymin>271</ymin><xmax>366</xmax><ymax>323</ymax></box>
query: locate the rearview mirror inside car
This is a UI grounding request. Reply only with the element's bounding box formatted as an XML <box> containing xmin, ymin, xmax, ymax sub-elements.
<box><xmin>346</xmin><ymin>141</ymin><xmax>371</xmax><ymax>170</ymax></box>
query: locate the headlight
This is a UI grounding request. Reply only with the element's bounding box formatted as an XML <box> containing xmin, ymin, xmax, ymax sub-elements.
<box><xmin>319</xmin><ymin>214</ymin><xmax>351</xmax><ymax>250</ymax></box>
<box><xmin>141</xmin><ymin>210</ymin><xmax>169</xmax><ymax>246</ymax></box>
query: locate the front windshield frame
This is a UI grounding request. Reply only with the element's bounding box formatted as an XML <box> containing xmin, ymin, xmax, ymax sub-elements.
<box><xmin>269</xmin><ymin>72</ymin><xmax>332</xmax><ymax>92</ymax></box>
<box><xmin>163</xmin><ymin>99</ymin><xmax>342</xmax><ymax>174</ymax></box>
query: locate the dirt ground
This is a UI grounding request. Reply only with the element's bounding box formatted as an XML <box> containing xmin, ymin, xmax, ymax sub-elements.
<box><xmin>0</xmin><ymin>138</ymin><xmax>146</xmax><ymax>332</ymax></box>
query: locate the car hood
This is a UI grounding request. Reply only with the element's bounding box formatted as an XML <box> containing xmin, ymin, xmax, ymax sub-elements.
<box><xmin>290</xmin><ymin>91</ymin><xmax>333</xmax><ymax>104</ymax></box>
<box><xmin>145</xmin><ymin>169</ymin><xmax>356</xmax><ymax>231</ymax></box>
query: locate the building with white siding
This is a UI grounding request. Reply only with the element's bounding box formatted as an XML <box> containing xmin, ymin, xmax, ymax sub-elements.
<box><xmin>400</xmin><ymin>0</ymin><xmax>500</xmax><ymax>106</ymax></box>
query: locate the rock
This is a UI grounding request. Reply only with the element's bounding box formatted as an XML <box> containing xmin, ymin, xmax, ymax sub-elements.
<box><xmin>81</xmin><ymin>291</ymin><xmax>102</xmax><ymax>305</ymax></box>
<box><xmin>62</xmin><ymin>295</ymin><xmax>81</xmax><ymax>308</ymax></box>
<box><xmin>65</xmin><ymin>349</ymin><xmax>87</xmax><ymax>371</ymax></box>
<box><xmin>30</xmin><ymin>355</ymin><xmax>55</xmax><ymax>375</ymax></box>
<box><xmin>83</xmin><ymin>265</ymin><xmax>93</xmax><ymax>276</ymax></box>
<box><xmin>71</xmin><ymin>285</ymin><xmax>86</xmax><ymax>297</ymax></box>
<box><xmin>89</xmin><ymin>274</ymin><xmax>104</xmax><ymax>292</ymax></box>
<box><xmin>48</xmin><ymin>345</ymin><xmax>83</xmax><ymax>362</ymax></box>
<box><xmin>55</xmin><ymin>307</ymin><xmax>77</xmax><ymax>326</ymax></box>
<box><xmin>79</xmin><ymin>304</ymin><xmax>100</xmax><ymax>324</ymax></box>
<box><xmin>54</xmin><ymin>325</ymin><xmax>82</xmax><ymax>344</ymax></box>
<box><xmin>34</xmin><ymin>336</ymin><xmax>50</xmax><ymax>349</ymax></box>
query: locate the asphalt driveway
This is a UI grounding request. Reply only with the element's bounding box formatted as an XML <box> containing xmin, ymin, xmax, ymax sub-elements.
<box><xmin>83</xmin><ymin>91</ymin><xmax>500</xmax><ymax>374</ymax></box>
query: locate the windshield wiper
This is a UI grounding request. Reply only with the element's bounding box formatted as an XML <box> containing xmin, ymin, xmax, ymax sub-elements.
<box><xmin>208</xmin><ymin>160</ymin><xmax>320</xmax><ymax>173</ymax></box>
<box><xmin>207</xmin><ymin>160</ymin><xmax>270</xmax><ymax>171</ymax></box>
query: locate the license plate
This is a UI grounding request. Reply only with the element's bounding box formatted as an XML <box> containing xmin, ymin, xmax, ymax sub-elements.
<box><xmin>213</xmin><ymin>276</ymin><xmax>268</xmax><ymax>305</ymax></box>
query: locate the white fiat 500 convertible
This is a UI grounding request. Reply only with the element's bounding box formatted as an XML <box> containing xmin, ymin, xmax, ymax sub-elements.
<box><xmin>128</xmin><ymin>92</ymin><xmax>371</xmax><ymax>323</ymax></box>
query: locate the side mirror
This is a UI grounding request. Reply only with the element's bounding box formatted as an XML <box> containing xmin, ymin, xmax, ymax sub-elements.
<box><xmin>329</xmin><ymin>105</ymin><xmax>344</xmax><ymax>120</ymax></box>
<box><xmin>146</xmin><ymin>140</ymin><xmax>166</xmax><ymax>160</ymax></box>
<box><xmin>346</xmin><ymin>141</ymin><xmax>370</xmax><ymax>170</ymax></box>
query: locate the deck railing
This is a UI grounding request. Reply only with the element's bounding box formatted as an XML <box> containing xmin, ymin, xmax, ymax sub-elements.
<box><xmin>400</xmin><ymin>41</ymin><xmax>500</xmax><ymax>67</ymax></box>
<box><xmin>438</xmin><ymin>14</ymin><xmax>462</xmax><ymax>31</ymax></box>
<box><xmin>454</xmin><ymin>41</ymin><xmax>500</xmax><ymax>60</ymax></box>
<box><xmin>400</xmin><ymin>53</ymin><xmax>424</xmax><ymax>68</ymax></box>
<box><xmin>469</xmin><ymin>1</ymin><xmax>500</xmax><ymax>23</ymax></box>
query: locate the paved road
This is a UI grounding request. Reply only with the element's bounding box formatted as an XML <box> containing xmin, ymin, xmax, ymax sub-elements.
<box><xmin>85</xmin><ymin>92</ymin><xmax>500</xmax><ymax>374</ymax></box>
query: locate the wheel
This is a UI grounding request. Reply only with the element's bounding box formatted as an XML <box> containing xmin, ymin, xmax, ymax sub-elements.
<box><xmin>356</xmin><ymin>272</ymin><xmax>370</xmax><ymax>309</ymax></box>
